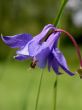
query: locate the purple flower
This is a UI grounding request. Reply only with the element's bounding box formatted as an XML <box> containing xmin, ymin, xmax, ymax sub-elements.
<box><xmin>1</xmin><ymin>24</ymin><xmax>76</xmax><ymax>76</ymax></box>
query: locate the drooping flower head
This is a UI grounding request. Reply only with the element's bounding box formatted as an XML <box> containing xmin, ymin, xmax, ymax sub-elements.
<box><xmin>1</xmin><ymin>24</ymin><xmax>82</xmax><ymax>77</ymax></box>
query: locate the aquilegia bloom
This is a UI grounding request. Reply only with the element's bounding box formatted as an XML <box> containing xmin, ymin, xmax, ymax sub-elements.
<box><xmin>1</xmin><ymin>24</ymin><xmax>82</xmax><ymax>76</ymax></box>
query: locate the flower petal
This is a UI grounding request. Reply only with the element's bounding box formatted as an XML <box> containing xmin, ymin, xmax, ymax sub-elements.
<box><xmin>1</xmin><ymin>33</ymin><xmax>32</xmax><ymax>48</ymax></box>
<box><xmin>17</xmin><ymin>25</ymin><xmax>55</xmax><ymax>56</ymax></box>
<box><xmin>48</xmin><ymin>53</ymin><xmax>61</xmax><ymax>75</ymax></box>
<box><xmin>42</xmin><ymin>24</ymin><xmax>54</xmax><ymax>30</ymax></box>
<box><xmin>35</xmin><ymin>32</ymin><xmax>61</xmax><ymax>68</ymax></box>
<box><xmin>52</xmin><ymin>57</ymin><xmax>59</xmax><ymax>74</ymax></box>
<box><xmin>53</xmin><ymin>48</ymin><xmax>75</xmax><ymax>76</ymax></box>
<box><xmin>35</xmin><ymin>43</ymin><xmax>50</xmax><ymax>68</ymax></box>
<box><xmin>48</xmin><ymin>53</ymin><xmax>53</xmax><ymax>71</ymax></box>
<box><xmin>29</xmin><ymin>24</ymin><xmax>55</xmax><ymax>44</ymax></box>
<box><xmin>46</xmin><ymin>32</ymin><xmax>61</xmax><ymax>49</ymax></box>
<box><xmin>14</xmin><ymin>54</ymin><xmax>30</xmax><ymax>60</ymax></box>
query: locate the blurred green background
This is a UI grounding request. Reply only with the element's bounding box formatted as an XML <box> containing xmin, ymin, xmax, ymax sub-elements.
<box><xmin>0</xmin><ymin>0</ymin><xmax>82</xmax><ymax>110</ymax></box>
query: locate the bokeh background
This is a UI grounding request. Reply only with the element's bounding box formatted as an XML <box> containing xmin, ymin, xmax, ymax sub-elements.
<box><xmin>0</xmin><ymin>0</ymin><xmax>82</xmax><ymax>110</ymax></box>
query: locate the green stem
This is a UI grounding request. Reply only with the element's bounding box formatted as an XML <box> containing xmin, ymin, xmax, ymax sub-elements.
<box><xmin>53</xmin><ymin>0</ymin><xmax>68</xmax><ymax>27</ymax></box>
<box><xmin>54</xmin><ymin>77</ymin><xmax>58</xmax><ymax>110</ymax></box>
<box><xmin>35</xmin><ymin>1</ymin><xmax>68</xmax><ymax>110</ymax></box>
<box><xmin>53</xmin><ymin>0</ymin><xmax>68</xmax><ymax>110</ymax></box>
<box><xmin>35</xmin><ymin>70</ymin><xmax>44</xmax><ymax>110</ymax></box>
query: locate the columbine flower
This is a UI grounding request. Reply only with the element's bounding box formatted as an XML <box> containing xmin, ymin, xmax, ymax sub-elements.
<box><xmin>1</xmin><ymin>24</ymin><xmax>82</xmax><ymax>76</ymax></box>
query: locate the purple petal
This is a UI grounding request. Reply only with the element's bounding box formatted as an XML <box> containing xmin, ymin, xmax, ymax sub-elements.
<box><xmin>53</xmin><ymin>48</ymin><xmax>75</xmax><ymax>76</ymax></box>
<box><xmin>30</xmin><ymin>24</ymin><xmax>55</xmax><ymax>43</ymax></box>
<box><xmin>14</xmin><ymin>54</ymin><xmax>30</xmax><ymax>60</ymax></box>
<box><xmin>16</xmin><ymin>43</ymin><xmax>30</xmax><ymax>56</ymax></box>
<box><xmin>28</xmin><ymin>32</ymin><xmax>61</xmax><ymax>56</ymax></box>
<box><xmin>42</xmin><ymin>24</ymin><xmax>54</xmax><ymax>30</ymax></box>
<box><xmin>48</xmin><ymin>53</ymin><xmax>53</xmax><ymax>71</ymax></box>
<box><xmin>48</xmin><ymin>53</ymin><xmax>61</xmax><ymax>75</ymax></box>
<box><xmin>53</xmin><ymin>32</ymin><xmax>61</xmax><ymax>48</ymax></box>
<box><xmin>36</xmin><ymin>32</ymin><xmax>61</xmax><ymax>69</ymax></box>
<box><xmin>35</xmin><ymin>43</ymin><xmax>50</xmax><ymax>68</ymax></box>
<box><xmin>17</xmin><ymin>42</ymin><xmax>51</xmax><ymax>68</ymax></box>
<box><xmin>52</xmin><ymin>57</ymin><xmax>59</xmax><ymax>74</ymax></box>
<box><xmin>46</xmin><ymin>32</ymin><xmax>61</xmax><ymax>49</ymax></box>
<box><xmin>17</xmin><ymin>25</ymin><xmax>55</xmax><ymax>56</ymax></box>
<box><xmin>1</xmin><ymin>33</ymin><xmax>32</xmax><ymax>48</ymax></box>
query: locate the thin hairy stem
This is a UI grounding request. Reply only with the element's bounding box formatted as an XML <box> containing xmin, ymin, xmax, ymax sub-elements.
<box><xmin>55</xmin><ymin>29</ymin><xmax>82</xmax><ymax>67</ymax></box>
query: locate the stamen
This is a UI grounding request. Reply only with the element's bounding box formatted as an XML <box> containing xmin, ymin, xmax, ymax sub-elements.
<box><xmin>55</xmin><ymin>29</ymin><xmax>82</xmax><ymax>67</ymax></box>
<box><xmin>30</xmin><ymin>57</ymin><xmax>38</xmax><ymax>69</ymax></box>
